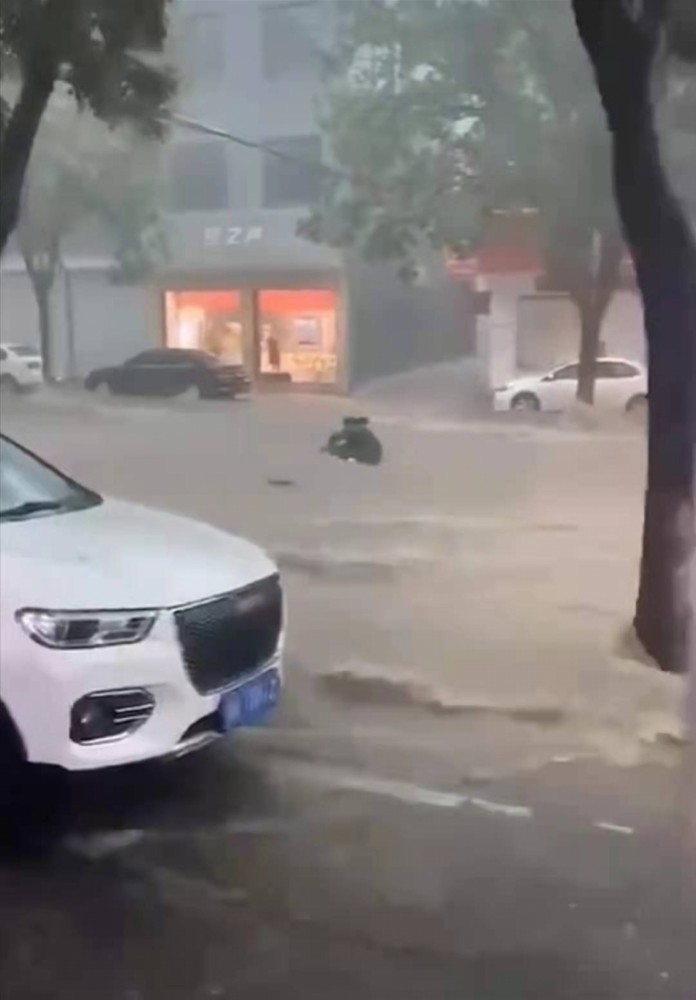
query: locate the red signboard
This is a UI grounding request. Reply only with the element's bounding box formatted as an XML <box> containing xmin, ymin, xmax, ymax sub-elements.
<box><xmin>446</xmin><ymin>255</ymin><xmax>479</xmax><ymax>279</ymax></box>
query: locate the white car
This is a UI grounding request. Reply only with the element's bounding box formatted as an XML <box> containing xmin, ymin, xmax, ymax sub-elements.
<box><xmin>493</xmin><ymin>357</ymin><xmax>648</xmax><ymax>413</ymax></box>
<box><xmin>0</xmin><ymin>343</ymin><xmax>44</xmax><ymax>392</ymax></box>
<box><xmin>0</xmin><ymin>434</ymin><xmax>284</xmax><ymax>783</ymax></box>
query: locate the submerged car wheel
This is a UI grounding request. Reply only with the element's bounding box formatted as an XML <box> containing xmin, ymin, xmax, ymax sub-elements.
<box><xmin>0</xmin><ymin>703</ymin><xmax>68</xmax><ymax>852</ymax></box>
<box><xmin>93</xmin><ymin>381</ymin><xmax>112</xmax><ymax>398</ymax></box>
<box><xmin>0</xmin><ymin>703</ymin><xmax>26</xmax><ymax>826</ymax></box>
<box><xmin>510</xmin><ymin>392</ymin><xmax>540</xmax><ymax>412</ymax></box>
<box><xmin>179</xmin><ymin>383</ymin><xmax>203</xmax><ymax>401</ymax></box>
<box><xmin>626</xmin><ymin>394</ymin><xmax>648</xmax><ymax>416</ymax></box>
<box><xmin>0</xmin><ymin>374</ymin><xmax>21</xmax><ymax>394</ymax></box>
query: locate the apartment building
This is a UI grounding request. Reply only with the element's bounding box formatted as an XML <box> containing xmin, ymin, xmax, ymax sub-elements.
<box><xmin>1</xmin><ymin>0</ymin><xmax>473</xmax><ymax>388</ymax></box>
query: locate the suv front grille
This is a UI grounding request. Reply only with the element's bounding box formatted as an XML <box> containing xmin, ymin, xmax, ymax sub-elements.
<box><xmin>174</xmin><ymin>575</ymin><xmax>282</xmax><ymax>695</ymax></box>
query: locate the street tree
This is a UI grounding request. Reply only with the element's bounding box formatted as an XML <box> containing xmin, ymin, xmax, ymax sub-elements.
<box><xmin>304</xmin><ymin>0</ymin><xmax>623</xmax><ymax>403</ymax></box>
<box><xmin>17</xmin><ymin>109</ymin><xmax>167</xmax><ymax>378</ymax></box>
<box><xmin>17</xmin><ymin>153</ymin><xmax>70</xmax><ymax>380</ymax></box>
<box><xmin>573</xmin><ymin>0</ymin><xmax>696</xmax><ymax>674</ymax></box>
<box><xmin>0</xmin><ymin>0</ymin><xmax>174</xmax><ymax>255</ymax></box>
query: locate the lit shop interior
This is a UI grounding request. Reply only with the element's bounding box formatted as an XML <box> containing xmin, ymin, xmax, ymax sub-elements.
<box><xmin>164</xmin><ymin>288</ymin><xmax>339</xmax><ymax>387</ymax></box>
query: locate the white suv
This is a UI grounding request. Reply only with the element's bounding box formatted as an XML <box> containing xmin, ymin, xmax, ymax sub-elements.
<box><xmin>0</xmin><ymin>435</ymin><xmax>284</xmax><ymax>793</ymax></box>
<box><xmin>493</xmin><ymin>357</ymin><xmax>648</xmax><ymax>413</ymax></box>
<box><xmin>0</xmin><ymin>343</ymin><xmax>44</xmax><ymax>392</ymax></box>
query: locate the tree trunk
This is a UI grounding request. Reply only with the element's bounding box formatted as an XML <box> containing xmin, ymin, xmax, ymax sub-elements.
<box><xmin>36</xmin><ymin>284</ymin><xmax>53</xmax><ymax>381</ymax></box>
<box><xmin>63</xmin><ymin>261</ymin><xmax>77</xmax><ymax>380</ymax></box>
<box><xmin>575</xmin><ymin>227</ymin><xmax>623</xmax><ymax>405</ymax></box>
<box><xmin>634</xmin><ymin>248</ymin><xmax>695</xmax><ymax>674</ymax></box>
<box><xmin>573</xmin><ymin>0</ymin><xmax>696</xmax><ymax>674</ymax></box>
<box><xmin>0</xmin><ymin>70</ymin><xmax>55</xmax><ymax>255</ymax></box>
<box><xmin>576</xmin><ymin>297</ymin><xmax>602</xmax><ymax>405</ymax></box>
<box><xmin>22</xmin><ymin>244</ymin><xmax>58</xmax><ymax>381</ymax></box>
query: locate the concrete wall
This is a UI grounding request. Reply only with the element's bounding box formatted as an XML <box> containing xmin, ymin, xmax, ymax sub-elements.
<box><xmin>0</xmin><ymin>265</ymin><xmax>159</xmax><ymax>378</ymax></box>
<box><xmin>478</xmin><ymin>276</ymin><xmax>645</xmax><ymax>388</ymax></box>
<box><xmin>477</xmin><ymin>275</ymin><xmax>529</xmax><ymax>390</ymax></box>
<box><xmin>346</xmin><ymin>260</ymin><xmax>475</xmax><ymax>388</ymax></box>
<box><xmin>0</xmin><ymin>271</ymin><xmax>46</xmax><ymax>354</ymax></box>
<box><xmin>68</xmin><ymin>274</ymin><xmax>160</xmax><ymax>374</ymax></box>
<box><xmin>517</xmin><ymin>290</ymin><xmax>644</xmax><ymax>371</ymax></box>
<box><xmin>602</xmin><ymin>291</ymin><xmax>646</xmax><ymax>362</ymax></box>
<box><xmin>517</xmin><ymin>295</ymin><xmax>578</xmax><ymax>370</ymax></box>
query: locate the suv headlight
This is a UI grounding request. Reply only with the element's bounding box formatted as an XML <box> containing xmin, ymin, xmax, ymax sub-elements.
<box><xmin>16</xmin><ymin>608</ymin><xmax>158</xmax><ymax>649</ymax></box>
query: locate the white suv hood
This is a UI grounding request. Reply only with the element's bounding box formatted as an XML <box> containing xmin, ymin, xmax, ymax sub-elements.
<box><xmin>0</xmin><ymin>498</ymin><xmax>277</xmax><ymax>611</ymax></box>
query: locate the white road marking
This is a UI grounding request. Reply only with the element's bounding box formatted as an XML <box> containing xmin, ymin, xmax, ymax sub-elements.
<box><xmin>331</xmin><ymin>772</ymin><xmax>468</xmax><ymax>810</ymax></box>
<box><xmin>281</xmin><ymin>763</ymin><xmax>468</xmax><ymax>809</ymax></box>
<box><xmin>469</xmin><ymin>797</ymin><xmax>534</xmax><ymax>819</ymax></box>
<box><xmin>594</xmin><ymin>821</ymin><xmax>636</xmax><ymax>836</ymax></box>
<box><xmin>64</xmin><ymin>829</ymin><xmax>145</xmax><ymax>858</ymax></box>
<box><xmin>274</xmin><ymin>760</ymin><xmax>536</xmax><ymax>819</ymax></box>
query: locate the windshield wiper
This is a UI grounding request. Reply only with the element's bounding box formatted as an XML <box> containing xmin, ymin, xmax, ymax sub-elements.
<box><xmin>0</xmin><ymin>500</ymin><xmax>68</xmax><ymax>521</ymax></box>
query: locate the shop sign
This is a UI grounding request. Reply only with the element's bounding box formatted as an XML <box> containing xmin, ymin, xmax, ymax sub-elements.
<box><xmin>203</xmin><ymin>225</ymin><xmax>265</xmax><ymax>248</ymax></box>
<box><xmin>446</xmin><ymin>255</ymin><xmax>479</xmax><ymax>279</ymax></box>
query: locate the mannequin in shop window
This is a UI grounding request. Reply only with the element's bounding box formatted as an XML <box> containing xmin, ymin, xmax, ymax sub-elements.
<box><xmin>266</xmin><ymin>332</ymin><xmax>280</xmax><ymax>372</ymax></box>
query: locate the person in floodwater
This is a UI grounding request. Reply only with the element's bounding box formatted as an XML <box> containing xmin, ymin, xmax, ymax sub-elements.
<box><xmin>322</xmin><ymin>416</ymin><xmax>383</xmax><ymax>466</ymax></box>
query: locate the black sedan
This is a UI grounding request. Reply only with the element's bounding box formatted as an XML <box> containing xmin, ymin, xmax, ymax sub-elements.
<box><xmin>85</xmin><ymin>349</ymin><xmax>251</xmax><ymax>400</ymax></box>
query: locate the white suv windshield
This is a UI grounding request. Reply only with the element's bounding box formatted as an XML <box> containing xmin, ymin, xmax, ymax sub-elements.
<box><xmin>0</xmin><ymin>437</ymin><xmax>100</xmax><ymax>521</ymax></box>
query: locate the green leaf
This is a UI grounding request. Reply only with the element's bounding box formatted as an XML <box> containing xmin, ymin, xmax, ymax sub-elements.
<box><xmin>309</xmin><ymin>0</ymin><xmax>617</xmax><ymax>304</ymax></box>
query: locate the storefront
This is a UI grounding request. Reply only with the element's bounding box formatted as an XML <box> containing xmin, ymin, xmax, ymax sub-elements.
<box><xmin>163</xmin><ymin>284</ymin><xmax>341</xmax><ymax>389</ymax></box>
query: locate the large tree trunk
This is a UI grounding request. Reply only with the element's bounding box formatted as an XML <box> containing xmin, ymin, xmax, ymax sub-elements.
<box><xmin>635</xmin><ymin>246</ymin><xmax>695</xmax><ymax>674</ymax></box>
<box><xmin>573</xmin><ymin>0</ymin><xmax>696</xmax><ymax>674</ymax></box>
<box><xmin>0</xmin><ymin>70</ymin><xmax>55</xmax><ymax>255</ymax></box>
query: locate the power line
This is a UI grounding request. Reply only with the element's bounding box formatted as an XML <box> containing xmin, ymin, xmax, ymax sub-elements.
<box><xmin>167</xmin><ymin>110</ymin><xmax>345</xmax><ymax>179</ymax></box>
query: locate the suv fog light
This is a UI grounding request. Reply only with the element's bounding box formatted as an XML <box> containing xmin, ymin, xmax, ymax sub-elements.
<box><xmin>70</xmin><ymin>689</ymin><xmax>155</xmax><ymax>744</ymax></box>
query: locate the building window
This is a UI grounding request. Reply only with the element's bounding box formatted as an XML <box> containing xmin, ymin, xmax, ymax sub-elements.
<box><xmin>552</xmin><ymin>364</ymin><xmax>579</xmax><ymax>381</ymax></box>
<box><xmin>169</xmin><ymin>142</ymin><xmax>228</xmax><ymax>212</ymax></box>
<box><xmin>184</xmin><ymin>13</ymin><xmax>226</xmax><ymax>80</ymax></box>
<box><xmin>261</xmin><ymin>2</ymin><xmax>322</xmax><ymax>79</ymax></box>
<box><xmin>263</xmin><ymin>135</ymin><xmax>323</xmax><ymax>208</ymax></box>
<box><xmin>259</xmin><ymin>288</ymin><xmax>338</xmax><ymax>385</ymax></box>
<box><xmin>165</xmin><ymin>290</ymin><xmax>244</xmax><ymax>365</ymax></box>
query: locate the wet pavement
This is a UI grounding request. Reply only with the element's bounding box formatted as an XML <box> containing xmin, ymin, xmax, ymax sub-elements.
<box><xmin>2</xmin><ymin>705</ymin><xmax>695</xmax><ymax>1000</ymax></box>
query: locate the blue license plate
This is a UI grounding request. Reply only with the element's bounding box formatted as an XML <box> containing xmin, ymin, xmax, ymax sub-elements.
<box><xmin>218</xmin><ymin>669</ymin><xmax>280</xmax><ymax>732</ymax></box>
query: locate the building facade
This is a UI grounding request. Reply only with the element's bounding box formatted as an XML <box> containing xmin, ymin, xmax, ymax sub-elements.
<box><xmin>1</xmin><ymin>0</ymin><xmax>473</xmax><ymax>389</ymax></box>
<box><xmin>451</xmin><ymin>211</ymin><xmax>645</xmax><ymax>392</ymax></box>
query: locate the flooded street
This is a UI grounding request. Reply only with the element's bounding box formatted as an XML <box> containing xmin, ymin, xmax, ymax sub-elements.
<box><xmin>1</xmin><ymin>391</ymin><xmax>693</xmax><ymax>998</ymax></box>
<box><xmin>2</xmin><ymin>0</ymin><xmax>694</xmax><ymax>995</ymax></box>
<box><xmin>2</xmin><ymin>731</ymin><xmax>694</xmax><ymax>998</ymax></box>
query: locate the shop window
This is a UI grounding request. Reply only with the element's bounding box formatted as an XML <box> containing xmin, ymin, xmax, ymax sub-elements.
<box><xmin>165</xmin><ymin>290</ymin><xmax>244</xmax><ymax>365</ymax></box>
<box><xmin>263</xmin><ymin>136</ymin><xmax>323</xmax><ymax>208</ymax></box>
<box><xmin>258</xmin><ymin>288</ymin><xmax>338</xmax><ymax>385</ymax></box>
<box><xmin>169</xmin><ymin>142</ymin><xmax>228</xmax><ymax>212</ymax></box>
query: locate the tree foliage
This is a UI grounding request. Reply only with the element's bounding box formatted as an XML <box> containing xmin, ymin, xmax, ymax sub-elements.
<box><xmin>17</xmin><ymin>105</ymin><xmax>168</xmax><ymax>376</ymax></box>
<box><xmin>305</xmin><ymin>0</ymin><xmax>623</xmax><ymax>402</ymax></box>
<box><xmin>0</xmin><ymin>0</ymin><xmax>175</xmax><ymax>253</ymax></box>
